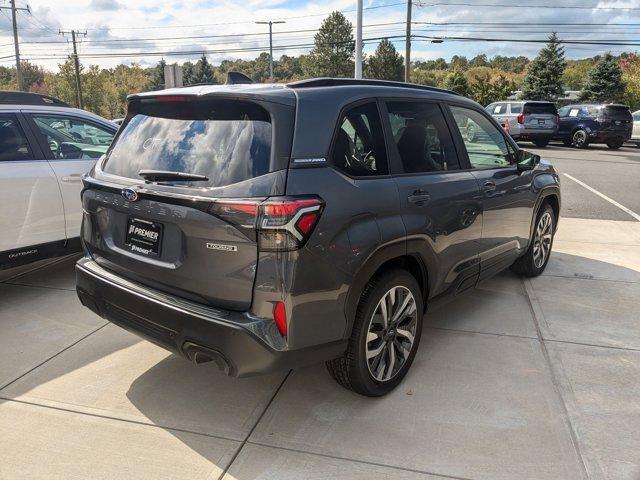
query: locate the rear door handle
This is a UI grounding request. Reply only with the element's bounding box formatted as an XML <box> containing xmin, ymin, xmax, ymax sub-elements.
<box><xmin>483</xmin><ymin>181</ymin><xmax>496</xmax><ymax>193</ymax></box>
<box><xmin>61</xmin><ymin>173</ymin><xmax>83</xmax><ymax>183</ymax></box>
<box><xmin>408</xmin><ymin>190</ymin><xmax>431</xmax><ymax>205</ymax></box>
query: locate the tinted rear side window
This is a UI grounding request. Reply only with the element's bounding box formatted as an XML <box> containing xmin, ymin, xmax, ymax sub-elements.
<box><xmin>331</xmin><ymin>102</ymin><xmax>388</xmax><ymax>177</ymax></box>
<box><xmin>103</xmin><ymin>99</ymin><xmax>272</xmax><ymax>188</ymax></box>
<box><xmin>523</xmin><ymin>103</ymin><xmax>557</xmax><ymax>115</ymax></box>
<box><xmin>603</xmin><ymin>105</ymin><xmax>631</xmax><ymax>118</ymax></box>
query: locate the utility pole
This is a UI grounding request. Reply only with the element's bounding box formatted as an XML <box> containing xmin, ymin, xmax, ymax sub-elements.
<box><xmin>0</xmin><ymin>0</ymin><xmax>30</xmax><ymax>91</ymax></box>
<box><xmin>255</xmin><ymin>20</ymin><xmax>285</xmax><ymax>81</ymax></box>
<box><xmin>355</xmin><ymin>0</ymin><xmax>363</xmax><ymax>79</ymax></box>
<box><xmin>59</xmin><ymin>29</ymin><xmax>87</xmax><ymax>109</ymax></box>
<box><xmin>404</xmin><ymin>0</ymin><xmax>412</xmax><ymax>82</ymax></box>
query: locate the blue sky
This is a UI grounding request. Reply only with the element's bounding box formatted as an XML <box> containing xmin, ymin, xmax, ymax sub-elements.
<box><xmin>0</xmin><ymin>0</ymin><xmax>638</xmax><ymax>70</ymax></box>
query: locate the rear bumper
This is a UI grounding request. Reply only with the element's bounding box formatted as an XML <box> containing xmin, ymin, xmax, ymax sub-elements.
<box><xmin>75</xmin><ymin>257</ymin><xmax>346</xmax><ymax>377</ymax></box>
<box><xmin>511</xmin><ymin>130</ymin><xmax>556</xmax><ymax>140</ymax></box>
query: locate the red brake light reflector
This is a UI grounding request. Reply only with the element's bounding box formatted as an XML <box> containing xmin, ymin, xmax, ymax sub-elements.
<box><xmin>517</xmin><ymin>113</ymin><xmax>525</xmax><ymax>124</ymax></box>
<box><xmin>296</xmin><ymin>212</ymin><xmax>319</xmax><ymax>236</ymax></box>
<box><xmin>273</xmin><ymin>301</ymin><xmax>287</xmax><ymax>337</ymax></box>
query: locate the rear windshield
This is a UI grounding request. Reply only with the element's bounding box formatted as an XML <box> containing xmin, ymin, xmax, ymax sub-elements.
<box><xmin>523</xmin><ymin>103</ymin><xmax>557</xmax><ymax>115</ymax></box>
<box><xmin>602</xmin><ymin>105</ymin><xmax>631</xmax><ymax>118</ymax></box>
<box><xmin>103</xmin><ymin>99</ymin><xmax>272</xmax><ymax>188</ymax></box>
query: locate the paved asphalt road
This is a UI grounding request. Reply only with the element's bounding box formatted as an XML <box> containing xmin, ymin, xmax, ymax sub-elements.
<box><xmin>526</xmin><ymin>142</ymin><xmax>640</xmax><ymax>222</ymax></box>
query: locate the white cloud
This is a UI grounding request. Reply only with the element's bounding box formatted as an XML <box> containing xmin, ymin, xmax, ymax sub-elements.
<box><xmin>0</xmin><ymin>0</ymin><xmax>637</xmax><ymax>71</ymax></box>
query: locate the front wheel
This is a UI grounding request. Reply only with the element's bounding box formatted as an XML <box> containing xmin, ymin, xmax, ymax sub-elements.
<box><xmin>326</xmin><ymin>270</ymin><xmax>423</xmax><ymax>396</ymax></box>
<box><xmin>511</xmin><ymin>204</ymin><xmax>555</xmax><ymax>277</ymax></box>
<box><xmin>533</xmin><ymin>138</ymin><xmax>550</xmax><ymax>148</ymax></box>
<box><xmin>606</xmin><ymin>140</ymin><xmax>623</xmax><ymax>150</ymax></box>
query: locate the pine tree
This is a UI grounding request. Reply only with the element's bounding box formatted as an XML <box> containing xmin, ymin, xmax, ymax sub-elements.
<box><xmin>194</xmin><ymin>55</ymin><xmax>216</xmax><ymax>84</ymax></box>
<box><xmin>182</xmin><ymin>61</ymin><xmax>196</xmax><ymax>86</ymax></box>
<box><xmin>443</xmin><ymin>70</ymin><xmax>469</xmax><ymax>96</ymax></box>
<box><xmin>303</xmin><ymin>11</ymin><xmax>354</xmax><ymax>78</ymax></box>
<box><xmin>521</xmin><ymin>33</ymin><xmax>566</xmax><ymax>100</ymax></box>
<box><xmin>579</xmin><ymin>53</ymin><xmax>625</xmax><ymax>103</ymax></box>
<box><xmin>365</xmin><ymin>38</ymin><xmax>403</xmax><ymax>81</ymax></box>
<box><xmin>150</xmin><ymin>59</ymin><xmax>166</xmax><ymax>90</ymax></box>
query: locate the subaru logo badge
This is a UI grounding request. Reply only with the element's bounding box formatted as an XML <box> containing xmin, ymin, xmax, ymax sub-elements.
<box><xmin>122</xmin><ymin>188</ymin><xmax>139</xmax><ymax>202</ymax></box>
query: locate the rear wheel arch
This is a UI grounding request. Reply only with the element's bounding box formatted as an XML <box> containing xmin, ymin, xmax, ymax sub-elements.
<box><xmin>344</xmin><ymin>250</ymin><xmax>429</xmax><ymax>340</ymax></box>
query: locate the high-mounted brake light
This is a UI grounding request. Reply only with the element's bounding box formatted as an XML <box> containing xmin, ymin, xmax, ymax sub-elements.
<box><xmin>517</xmin><ymin>113</ymin><xmax>525</xmax><ymax>124</ymax></box>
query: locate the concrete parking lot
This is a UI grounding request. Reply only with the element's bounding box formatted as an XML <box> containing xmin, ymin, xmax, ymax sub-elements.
<box><xmin>1</xmin><ymin>145</ymin><xmax>639</xmax><ymax>480</ymax></box>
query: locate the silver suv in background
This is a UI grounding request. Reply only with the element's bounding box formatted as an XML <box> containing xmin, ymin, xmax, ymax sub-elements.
<box><xmin>485</xmin><ymin>101</ymin><xmax>558</xmax><ymax>147</ymax></box>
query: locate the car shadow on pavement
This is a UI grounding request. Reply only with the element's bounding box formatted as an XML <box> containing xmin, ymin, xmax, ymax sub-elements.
<box><xmin>121</xmin><ymin>250</ymin><xmax>638</xmax><ymax>473</ymax></box>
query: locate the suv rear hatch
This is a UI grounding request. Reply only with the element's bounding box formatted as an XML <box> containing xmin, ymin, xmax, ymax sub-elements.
<box><xmin>521</xmin><ymin>102</ymin><xmax>558</xmax><ymax>131</ymax></box>
<box><xmin>596</xmin><ymin>105</ymin><xmax>632</xmax><ymax>134</ymax></box>
<box><xmin>81</xmin><ymin>93</ymin><xmax>296</xmax><ymax>310</ymax></box>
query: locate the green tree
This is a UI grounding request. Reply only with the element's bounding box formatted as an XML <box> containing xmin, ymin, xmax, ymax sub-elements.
<box><xmin>450</xmin><ymin>55</ymin><xmax>468</xmax><ymax>71</ymax></box>
<box><xmin>443</xmin><ymin>69</ymin><xmax>469</xmax><ymax>96</ymax></box>
<box><xmin>194</xmin><ymin>54</ymin><xmax>216</xmax><ymax>84</ymax></box>
<box><xmin>579</xmin><ymin>53</ymin><xmax>625</xmax><ymax>103</ymax></box>
<box><xmin>521</xmin><ymin>33</ymin><xmax>566</xmax><ymax>100</ymax></box>
<box><xmin>411</xmin><ymin>68</ymin><xmax>438</xmax><ymax>86</ymax></box>
<box><xmin>150</xmin><ymin>59</ymin><xmax>166</xmax><ymax>90</ymax></box>
<box><xmin>182</xmin><ymin>61</ymin><xmax>196</xmax><ymax>86</ymax></box>
<box><xmin>20</xmin><ymin>61</ymin><xmax>45</xmax><ymax>91</ymax></box>
<box><xmin>303</xmin><ymin>11</ymin><xmax>354</xmax><ymax>78</ymax></box>
<box><xmin>621</xmin><ymin>54</ymin><xmax>640</xmax><ymax>111</ymax></box>
<box><xmin>365</xmin><ymin>38</ymin><xmax>403</xmax><ymax>81</ymax></box>
<box><xmin>469</xmin><ymin>54</ymin><xmax>489</xmax><ymax>68</ymax></box>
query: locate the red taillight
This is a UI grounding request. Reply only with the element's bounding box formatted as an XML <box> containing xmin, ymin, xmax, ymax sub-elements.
<box><xmin>153</xmin><ymin>95</ymin><xmax>189</xmax><ymax>103</ymax></box>
<box><xmin>273</xmin><ymin>301</ymin><xmax>287</xmax><ymax>337</ymax></box>
<box><xmin>258</xmin><ymin>196</ymin><xmax>323</xmax><ymax>252</ymax></box>
<box><xmin>208</xmin><ymin>196</ymin><xmax>324</xmax><ymax>251</ymax></box>
<box><xmin>517</xmin><ymin>114</ymin><xmax>525</xmax><ymax>124</ymax></box>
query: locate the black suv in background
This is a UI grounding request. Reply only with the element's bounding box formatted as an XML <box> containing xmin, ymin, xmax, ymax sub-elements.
<box><xmin>76</xmin><ymin>78</ymin><xmax>560</xmax><ymax>396</ymax></box>
<box><xmin>555</xmin><ymin>103</ymin><xmax>633</xmax><ymax>149</ymax></box>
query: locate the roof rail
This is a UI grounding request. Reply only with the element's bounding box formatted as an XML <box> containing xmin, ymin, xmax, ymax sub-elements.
<box><xmin>286</xmin><ymin>78</ymin><xmax>459</xmax><ymax>96</ymax></box>
<box><xmin>0</xmin><ymin>91</ymin><xmax>70</xmax><ymax>107</ymax></box>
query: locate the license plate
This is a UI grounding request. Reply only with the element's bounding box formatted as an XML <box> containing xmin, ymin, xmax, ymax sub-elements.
<box><xmin>538</xmin><ymin>119</ymin><xmax>545</xmax><ymax>125</ymax></box>
<box><xmin>125</xmin><ymin>218</ymin><xmax>163</xmax><ymax>256</ymax></box>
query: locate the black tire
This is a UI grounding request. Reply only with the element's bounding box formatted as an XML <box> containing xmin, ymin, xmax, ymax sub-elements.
<box><xmin>571</xmin><ymin>129</ymin><xmax>589</xmax><ymax>149</ymax></box>
<box><xmin>533</xmin><ymin>138</ymin><xmax>550</xmax><ymax>148</ymax></box>
<box><xmin>326</xmin><ymin>269</ymin><xmax>423</xmax><ymax>396</ymax></box>
<box><xmin>511</xmin><ymin>204</ymin><xmax>555</xmax><ymax>277</ymax></box>
<box><xmin>606</xmin><ymin>140</ymin><xmax>623</xmax><ymax>150</ymax></box>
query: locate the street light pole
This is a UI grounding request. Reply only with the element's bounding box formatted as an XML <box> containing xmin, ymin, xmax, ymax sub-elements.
<box><xmin>256</xmin><ymin>20</ymin><xmax>285</xmax><ymax>81</ymax></box>
<box><xmin>405</xmin><ymin>0</ymin><xmax>412</xmax><ymax>82</ymax></box>
<box><xmin>355</xmin><ymin>0</ymin><xmax>363</xmax><ymax>79</ymax></box>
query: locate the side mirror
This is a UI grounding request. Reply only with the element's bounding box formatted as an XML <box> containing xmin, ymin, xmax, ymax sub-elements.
<box><xmin>516</xmin><ymin>150</ymin><xmax>540</xmax><ymax>172</ymax></box>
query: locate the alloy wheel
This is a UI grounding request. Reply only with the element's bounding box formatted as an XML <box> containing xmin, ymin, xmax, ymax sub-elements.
<box><xmin>533</xmin><ymin>211</ymin><xmax>553</xmax><ymax>268</ymax></box>
<box><xmin>572</xmin><ymin>130</ymin><xmax>587</xmax><ymax>148</ymax></box>
<box><xmin>366</xmin><ymin>286</ymin><xmax>418</xmax><ymax>382</ymax></box>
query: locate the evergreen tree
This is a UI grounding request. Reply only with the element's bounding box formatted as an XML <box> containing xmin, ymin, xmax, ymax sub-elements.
<box><xmin>182</xmin><ymin>61</ymin><xmax>196</xmax><ymax>86</ymax></box>
<box><xmin>303</xmin><ymin>11</ymin><xmax>354</xmax><ymax>78</ymax></box>
<box><xmin>194</xmin><ymin>55</ymin><xmax>216</xmax><ymax>84</ymax></box>
<box><xmin>150</xmin><ymin>59</ymin><xmax>166</xmax><ymax>90</ymax></box>
<box><xmin>365</xmin><ymin>39</ymin><xmax>403</xmax><ymax>81</ymax></box>
<box><xmin>443</xmin><ymin>70</ymin><xmax>469</xmax><ymax>96</ymax></box>
<box><xmin>579</xmin><ymin>53</ymin><xmax>625</xmax><ymax>103</ymax></box>
<box><xmin>521</xmin><ymin>33</ymin><xmax>566</xmax><ymax>100</ymax></box>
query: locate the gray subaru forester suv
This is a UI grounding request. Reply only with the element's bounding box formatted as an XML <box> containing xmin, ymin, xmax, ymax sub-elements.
<box><xmin>76</xmin><ymin>78</ymin><xmax>561</xmax><ymax>396</ymax></box>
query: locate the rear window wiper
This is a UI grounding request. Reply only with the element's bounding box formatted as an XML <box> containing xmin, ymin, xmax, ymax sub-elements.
<box><xmin>138</xmin><ymin>169</ymin><xmax>209</xmax><ymax>182</ymax></box>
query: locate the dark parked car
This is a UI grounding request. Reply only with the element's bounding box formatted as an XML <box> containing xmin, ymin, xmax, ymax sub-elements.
<box><xmin>76</xmin><ymin>78</ymin><xmax>561</xmax><ymax>396</ymax></box>
<box><xmin>555</xmin><ymin>104</ymin><xmax>633</xmax><ymax>149</ymax></box>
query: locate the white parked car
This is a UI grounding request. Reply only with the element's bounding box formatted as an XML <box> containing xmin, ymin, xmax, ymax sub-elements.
<box><xmin>632</xmin><ymin>110</ymin><xmax>640</xmax><ymax>147</ymax></box>
<box><xmin>0</xmin><ymin>91</ymin><xmax>118</xmax><ymax>270</ymax></box>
